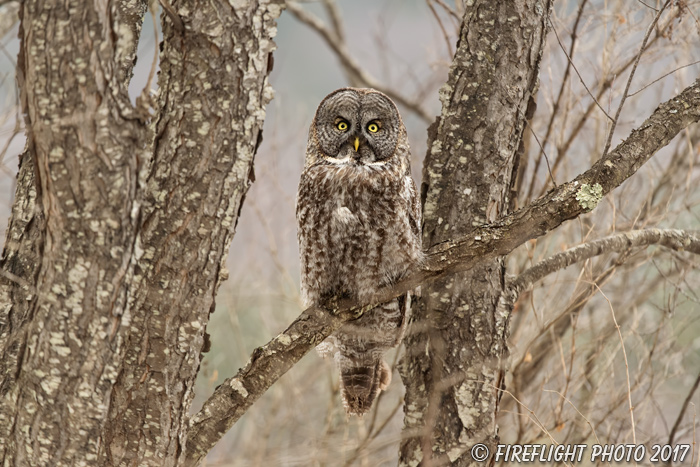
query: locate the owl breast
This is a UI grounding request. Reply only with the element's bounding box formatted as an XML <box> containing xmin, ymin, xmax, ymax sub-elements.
<box><xmin>297</xmin><ymin>163</ymin><xmax>420</xmax><ymax>307</ymax></box>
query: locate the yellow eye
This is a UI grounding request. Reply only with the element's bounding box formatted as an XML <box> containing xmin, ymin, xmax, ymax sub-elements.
<box><xmin>367</xmin><ymin>123</ymin><xmax>379</xmax><ymax>133</ymax></box>
<box><xmin>337</xmin><ymin>121</ymin><xmax>348</xmax><ymax>131</ymax></box>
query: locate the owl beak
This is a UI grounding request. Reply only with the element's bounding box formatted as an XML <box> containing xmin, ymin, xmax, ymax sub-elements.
<box><xmin>354</xmin><ymin>137</ymin><xmax>360</xmax><ymax>152</ymax></box>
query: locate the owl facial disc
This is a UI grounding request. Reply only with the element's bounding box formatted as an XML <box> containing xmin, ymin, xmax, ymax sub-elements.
<box><xmin>312</xmin><ymin>88</ymin><xmax>400</xmax><ymax>166</ymax></box>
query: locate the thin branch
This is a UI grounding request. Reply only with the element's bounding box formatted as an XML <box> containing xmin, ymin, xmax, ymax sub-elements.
<box><xmin>630</xmin><ymin>60</ymin><xmax>700</xmax><ymax>97</ymax></box>
<box><xmin>509</xmin><ymin>229</ymin><xmax>700</xmax><ymax>298</ymax></box>
<box><xmin>548</xmin><ymin>14</ymin><xmax>612</xmax><ymax>122</ymax></box>
<box><xmin>342</xmin><ymin>398</ymin><xmax>403</xmax><ymax>467</ymax></box>
<box><xmin>432</xmin><ymin>0</ymin><xmax>460</xmax><ymax>21</ymax></box>
<box><xmin>596</xmin><ymin>284</ymin><xmax>637</xmax><ymax>446</ymax></box>
<box><xmin>537</xmin><ymin>6</ymin><xmax>682</xmax><ymax>197</ymax></box>
<box><xmin>636</xmin><ymin>0</ymin><xmax>659</xmax><ymax>11</ymax></box>
<box><xmin>286</xmin><ymin>1</ymin><xmax>433</xmax><ymax>123</ymax></box>
<box><xmin>527</xmin><ymin>123</ymin><xmax>556</xmax><ymax>189</ymax></box>
<box><xmin>669</xmin><ymin>371</ymin><xmax>700</xmax><ymax>446</ymax></box>
<box><xmin>602</xmin><ymin>0</ymin><xmax>670</xmax><ymax>157</ymax></box>
<box><xmin>0</xmin><ymin>2</ymin><xmax>20</xmax><ymax>44</ymax></box>
<box><xmin>427</xmin><ymin>0</ymin><xmax>454</xmax><ymax>59</ymax></box>
<box><xmin>526</xmin><ymin>0</ymin><xmax>587</xmax><ymax>200</ymax></box>
<box><xmin>322</xmin><ymin>0</ymin><xmax>345</xmax><ymax>43</ymax></box>
<box><xmin>543</xmin><ymin>389</ymin><xmax>604</xmax><ymax>446</ymax></box>
<box><xmin>184</xmin><ymin>78</ymin><xmax>700</xmax><ymax>467</ymax></box>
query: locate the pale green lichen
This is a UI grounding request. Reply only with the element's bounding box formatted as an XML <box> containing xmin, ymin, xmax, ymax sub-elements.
<box><xmin>230</xmin><ymin>378</ymin><xmax>248</xmax><ymax>398</ymax></box>
<box><xmin>576</xmin><ymin>183</ymin><xmax>603</xmax><ymax>211</ymax></box>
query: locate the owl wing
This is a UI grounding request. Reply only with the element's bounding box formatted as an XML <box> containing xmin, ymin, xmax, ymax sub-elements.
<box><xmin>405</xmin><ymin>175</ymin><xmax>422</xmax><ymax>245</ymax></box>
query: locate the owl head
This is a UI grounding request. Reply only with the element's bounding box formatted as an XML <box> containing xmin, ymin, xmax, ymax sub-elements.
<box><xmin>306</xmin><ymin>88</ymin><xmax>408</xmax><ymax>170</ymax></box>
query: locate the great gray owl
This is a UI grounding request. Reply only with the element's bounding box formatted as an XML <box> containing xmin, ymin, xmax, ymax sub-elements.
<box><xmin>296</xmin><ymin>88</ymin><xmax>422</xmax><ymax>415</ymax></box>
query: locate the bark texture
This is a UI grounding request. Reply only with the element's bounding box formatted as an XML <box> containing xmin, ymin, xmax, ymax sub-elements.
<box><xmin>0</xmin><ymin>0</ymin><xmax>282</xmax><ymax>465</ymax></box>
<box><xmin>0</xmin><ymin>0</ymin><xmax>148</xmax><ymax>464</ymax></box>
<box><xmin>399</xmin><ymin>1</ymin><xmax>552</xmax><ymax>465</ymax></box>
<box><xmin>101</xmin><ymin>1</ymin><xmax>283</xmax><ymax>464</ymax></box>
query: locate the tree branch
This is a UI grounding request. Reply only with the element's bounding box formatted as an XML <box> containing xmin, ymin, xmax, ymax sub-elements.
<box><xmin>184</xmin><ymin>77</ymin><xmax>700</xmax><ymax>465</ymax></box>
<box><xmin>536</xmin><ymin>6</ymin><xmax>683</xmax><ymax>198</ymax></box>
<box><xmin>508</xmin><ymin>228</ymin><xmax>700</xmax><ymax>300</ymax></box>
<box><xmin>668</xmin><ymin>370</ymin><xmax>700</xmax><ymax>446</ymax></box>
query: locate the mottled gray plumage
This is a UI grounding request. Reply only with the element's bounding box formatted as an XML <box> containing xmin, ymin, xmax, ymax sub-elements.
<box><xmin>296</xmin><ymin>88</ymin><xmax>422</xmax><ymax>415</ymax></box>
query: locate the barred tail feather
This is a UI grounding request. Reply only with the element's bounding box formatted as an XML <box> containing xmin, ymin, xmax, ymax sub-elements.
<box><xmin>339</xmin><ymin>359</ymin><xmax>391</xmax><ymax>416</ymax></box>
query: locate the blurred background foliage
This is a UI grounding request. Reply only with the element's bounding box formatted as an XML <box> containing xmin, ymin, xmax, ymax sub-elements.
<box><xmin>0</xmin><ymin>0</ymin><xmax>699</xmax><ymax>465</ymax></box>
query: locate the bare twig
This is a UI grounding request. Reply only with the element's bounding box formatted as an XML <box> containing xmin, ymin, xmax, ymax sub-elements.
<box><xmin>427</xmin><ymin>0</ymin><xmax>454</xmax><ymax>58</ymax></box>
<box><xmin>526</xmin><ymin>0</ymin><xmax>588</xmax><ymax>200</ymax></box>
<box><xmin>432</xmin><ymin>0</ymin><xmax>460</xmax><ymax>21</ymax></box>
<box><xmin>636</xmin><ymin>0</ymin><xmax>659</xmax><ymax>11</ymax></box>
<box><xmin>543</xmin><ymin>389</ymin><xmax>604</xmax><ymax>446</ymax></box>
<box><xmin>630</xmin><ymin>60</ymin><xmax>700</xmax><ymax>97</ymax></box>
<box><xmin>601</xmin><ymin>0</ymin><xmax>670</xmax><ymax>157</ymax></box>
<box><xmin>547</xmin><ymin>15</ymin><xmax>613</xmax><ymax>122</ymax></box>
<box><xmin>527</xmin><ymin>123</ymin><xmax>556</xmax><ymax>189</ymax></box>
<box><xmin>0</xmin><ymin>2</ymin><xmax>19</xmax><ymax>41</ymax></box>
<box><xmin>596</xmin><ymin>285</ymin><xmax>638</xmax><ymax>449</ymax></box>
<box><xmin>322</xmin><ymin>0</ymin><xmax>345</xmax><ymax>42</ymax></box>
<box><xmin>669</xmin><ymin>371</ymin><xmax>700</xmax><ymax>446</ymax></box>
<box><xmin>286</xmin><ymin>1</ymin><xmax>433</xmax><ymax>123</ymax></box>
<box><xmin>537</xmin><ymin>7</ymin><xmax>682</xmax><ymax>197</ymax></box>
<box><xmin>342</xmin><ymin>398</ymin><xmax>403</xmax><ymax>467</ymax></box>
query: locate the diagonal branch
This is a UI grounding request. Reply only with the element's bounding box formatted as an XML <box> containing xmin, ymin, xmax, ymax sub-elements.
<box><xmin>668</xmin><ymin>370</ymin><xmax>700</xmax><ymax>446</ymax></box>
<box><xmin>184</xmin><ymin>78</ymin><xmax>700</xmax><ymax>466</ymax></box>
<box><xmin>508</xmin><ymin>228</ymin><xmax>700</xmax><ymax>301</ymax></box>
<box><xmin>601</xmin><ymin>0</ymin><xmax>670</xmax><ymax>157</ymax></box>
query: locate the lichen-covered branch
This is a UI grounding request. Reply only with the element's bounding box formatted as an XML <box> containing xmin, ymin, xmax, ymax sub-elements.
<box><xmin>501</xmin><ymin>228</ymin><xmax>700</xmax><ymax>401</ymax></box>
<box><xmin>507</xmin><ymin>228</ymin><xmax>700</xmax><ymax>302</ymax></box>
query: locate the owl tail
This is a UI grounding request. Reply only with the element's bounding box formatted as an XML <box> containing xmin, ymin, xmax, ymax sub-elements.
<box><xmin>339</xmin><ymin>358</ymin><xmax>391</xmax><ymax>416</ymax></box>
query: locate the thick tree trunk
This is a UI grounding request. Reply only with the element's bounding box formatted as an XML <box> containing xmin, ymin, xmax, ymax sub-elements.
<box><xmin>0</xmin><ymin>0</ymin><xmax>148</xmax><ymax>463</ymax></box>
<box><xmin>0</xmin><ymin>0</ymin><xmax>282</xmax><ymax>465</ymax></box>
<box><xmin>100</xmin><ymin>1</ymin><xmax>282</xmax><ymax>464</ymax></box>
<box><xmin>400</xmin><ymin>1</ymin><xmax>552</xmax><ymax>465</ymax></box>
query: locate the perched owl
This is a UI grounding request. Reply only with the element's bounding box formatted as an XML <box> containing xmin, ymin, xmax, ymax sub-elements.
<box><xmin>296</xmin><ymin>88</ymin><xmax>422</xmax><ymax>415</ymax></box>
